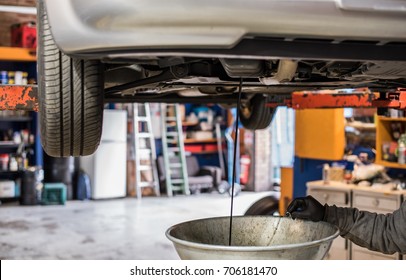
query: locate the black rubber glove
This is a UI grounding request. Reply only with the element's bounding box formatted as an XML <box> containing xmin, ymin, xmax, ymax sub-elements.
<box><xmin>286</xmin><ymin>195</ymin><xmax>326</xmax><ymax>222</ymax></box>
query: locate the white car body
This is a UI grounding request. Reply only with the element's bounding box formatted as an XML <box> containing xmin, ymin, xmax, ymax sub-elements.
<box><xmin>45</xmin><ymin>0</ymin><xmax>406</xmax><ymax>58</ymax></box>
<box><xmin>38</xmin><ymin>0</ymin><xmax>406</xmax><ymax>157</ymax></box>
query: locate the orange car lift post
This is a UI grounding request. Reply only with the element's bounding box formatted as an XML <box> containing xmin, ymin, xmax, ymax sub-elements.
<box><xmin>0</xmin><ymin>84</ymin><xmax>405</xmax><ymax>112</ymax></box>
<box><xmin>265</xmin><ymin>88</ymin><xmax>406</xmax><ymax>215</ymax></box>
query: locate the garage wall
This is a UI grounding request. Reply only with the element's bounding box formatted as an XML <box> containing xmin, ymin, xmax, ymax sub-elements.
<box><xmin>0</xmin><ymin>0</ymin><xmax>36</xmax><ymax>46</ymax></box>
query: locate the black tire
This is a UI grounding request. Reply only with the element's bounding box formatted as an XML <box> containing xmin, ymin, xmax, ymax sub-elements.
<box><xmin>239</xmin><ymin>94</ymin><xmax>276</xmax><ymax>130</ymax></box>
<box><xmin>244</xmin><ymin>195</ymin><xmax>279</xmax><ymax>216</ymax></box>
<box><xmin>37</xmin><ymin>0</ymin><xmax>104</xmax><ymax>157</ymax></box>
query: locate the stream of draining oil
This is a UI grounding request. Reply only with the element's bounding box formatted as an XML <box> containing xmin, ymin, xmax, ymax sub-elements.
<box><xmin>228</xmin><ymin>79</ymin><xmax>243</xmax><ymax>246</ymax></box>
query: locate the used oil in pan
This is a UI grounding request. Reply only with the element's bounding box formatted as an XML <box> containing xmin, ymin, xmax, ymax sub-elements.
<box><xmin>228</xmin><ymin>79</ymin><xmax>243</xmax><ymax>246</ymax></box>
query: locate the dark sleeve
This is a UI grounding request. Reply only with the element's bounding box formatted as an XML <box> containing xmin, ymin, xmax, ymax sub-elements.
<box><xmin>324</xmin><ymin>201</ymin><xmax>406</xmax><ymax>254</ymax></box>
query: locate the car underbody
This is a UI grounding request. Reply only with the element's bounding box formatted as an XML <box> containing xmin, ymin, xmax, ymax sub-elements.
<box><xmin>103</xmin><ymin>58</ymin><xmax>406</xmax><ymax>103</ymax></box>
<box><xmin>99</xmin><ymin>37</ymin><xmax>406</xmax><ymax>105</ymax></box>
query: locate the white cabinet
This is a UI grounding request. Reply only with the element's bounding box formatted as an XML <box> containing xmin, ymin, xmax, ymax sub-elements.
<box><xmin>351</xmin><ymin>244</ymin><xmax>398</xmax><ymax>260</ymax></box>
<box><xmin>307</xmin><ymin>181</ymin><xmax>353</xmax><ymax>260</ymax></box>
<box><xmin>351</xmin><ymin>188</ymin><xmax>402</xmax><ymax>260</ymax></box>
<box><xmin>306</xmin><ymin>181</ymin><xmax>406</xmax><ymax>260</ymax></box>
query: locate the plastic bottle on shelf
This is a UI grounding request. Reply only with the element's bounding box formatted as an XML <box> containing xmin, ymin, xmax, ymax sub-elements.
<box><xmin>322</xmin><ymin>163</ymin><xmax>330</xmax><ymax>184</ymax></box>
<box><xmin>0</xmin><ymin>71</ymin><xmax>8</xmax><ymax>84</ymax></box>
<box><xmin>398</xmin><ymin>134</ymin><xmax>406</xmax><ymax>165</ymax></box>
<box><xmin>7</xmin><ymin>71</ymin><xmax>15</xmax><ymax>84</ymax></box>
<box><xmin>14</xmin><ymin>71</ymin><xmax>23</xmax><ymax>85</ymax></box>
<box><xmin>9</xmin><ymin>157</ymin><xmax>18</xmax><ymax>171</ymax></box>
<box><xmin>22</xmin><ymin>72</ymin><xmax>28</xmax><ymax>85</ymax></box>
<box><xmin>0</xmin><ymin>154</ymin><xmax>9</xmax><ymax>170</ymax></box>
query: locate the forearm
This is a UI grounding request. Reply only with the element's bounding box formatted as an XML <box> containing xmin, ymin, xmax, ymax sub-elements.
<box><xmin>324</xmin><ymin>202</ymin><xmax>406</xmax><ymax>254</ymax></box>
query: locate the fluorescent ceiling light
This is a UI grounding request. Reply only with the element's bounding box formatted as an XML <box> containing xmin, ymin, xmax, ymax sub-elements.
<box><xmin>0</xmin><ymin>5</ymin><xmax>36</xmax><ymax>15</ymax></box>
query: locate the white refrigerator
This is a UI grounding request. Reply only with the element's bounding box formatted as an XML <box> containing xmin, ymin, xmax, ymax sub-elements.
<box><xmin>81</xmin><ymin>109</ymin><xmax>127</xmax><ymax>199</ymax></box>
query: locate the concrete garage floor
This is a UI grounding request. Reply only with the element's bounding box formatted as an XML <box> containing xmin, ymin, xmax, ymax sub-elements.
<box><xmin>0</xmin><ymin>191</ymin><xmax>277</xmax><ymax>259</ymax></box>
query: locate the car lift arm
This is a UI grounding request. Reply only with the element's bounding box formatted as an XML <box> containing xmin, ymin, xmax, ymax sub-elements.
<box><xmin>0</xmin><ymin>84</ymin><xmax>38</xmax><ymax>111</ymax></box>
<box><xmin>266</xmin><ymin>88</ymin><xmax>406</xmax><ymax>111</ymax></box>
<box><xmin>0</xmin><ymin>84</ymin><xmax>404</xmax><ymax>112</ymax></box>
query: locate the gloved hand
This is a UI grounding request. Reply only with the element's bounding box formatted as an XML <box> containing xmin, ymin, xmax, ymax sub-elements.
<box><xmin>286</xmin><ymin>195</ymin><xmax>326</xmax><ymax>222</ymax></box>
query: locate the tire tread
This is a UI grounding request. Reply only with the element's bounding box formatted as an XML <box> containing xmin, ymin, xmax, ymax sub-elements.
<box><xmin>37</xmin><ymin>0</ymin><xmax>103</xmax><ymax>157</ymax></box>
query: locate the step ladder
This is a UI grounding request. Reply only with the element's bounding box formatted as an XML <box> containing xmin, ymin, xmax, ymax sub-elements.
<box><xmin>160</xmin><ymin>103</ymin><xmax>190</xmax><ymax>196</ymax></box>
<box><xmin>132</xmin><ymin>103</ymin><xmax>160</xmax><ymax>199</ymax></box>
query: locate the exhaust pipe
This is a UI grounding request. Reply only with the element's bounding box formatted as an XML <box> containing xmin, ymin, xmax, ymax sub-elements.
<box><xmin>259</xmin><ymin>60</ymin><xmax>298</xmax><ymax>85</ymax></box>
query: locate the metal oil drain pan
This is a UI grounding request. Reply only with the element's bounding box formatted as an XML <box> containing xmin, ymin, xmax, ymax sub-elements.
<box><xmin>166</xmin><ymin>216</ymin><xmax>339</xmax><ymax>260</ymax></box>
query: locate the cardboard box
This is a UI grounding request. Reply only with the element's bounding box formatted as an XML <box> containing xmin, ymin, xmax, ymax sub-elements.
<box><xmin>0</xmin><ymin>180</ymin><xmax>15</xmax><ymax>198</ymax></box>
